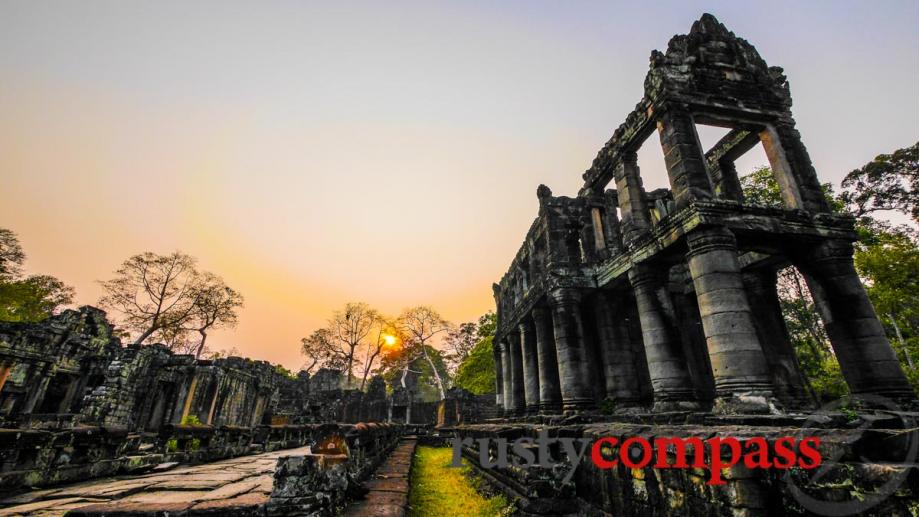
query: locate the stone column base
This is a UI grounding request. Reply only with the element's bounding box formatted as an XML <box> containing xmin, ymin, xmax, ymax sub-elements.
<box><xmin>651</xmin><ymin>400</ymin><xmax>701</xmax><ymax>413</ymax></box>
<box><xmin>539</xmin><ymin>402</ymin><xmax>562</xmax><ymax>414</ymax></box>
<box><xmin>562</xmin><ymin>398</ymin><xmax>595</xmax><ymax>413</ymax></box>
<box><xmin>712</xmin><ymin>391</ymin><xmax>781</xmax><ymax>415</ymax></box>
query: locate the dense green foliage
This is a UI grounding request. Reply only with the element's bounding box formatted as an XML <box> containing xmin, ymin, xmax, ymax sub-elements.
<box><xmin>454</xmin><ymin>336</ymin><xmax>496</xmax><ymax>395</ymax></box>
<box><xmin>0</xmin><ymin>228</ymin><xmax>74</xmax><ymax>323</ymax></box>
<box><xmin>452</xmin><ymin>311</ymin><xmax>497</xmax><ymax>395</ymax></box>
<box><xmin>840</xmin><ymin>141</ymin><xmax>919</xmax><ymax>223</ymax></box>
<box><xmin>408</xmin><ymin>446</ymin><xmax>512</xmax><ymax>517</ymax></box>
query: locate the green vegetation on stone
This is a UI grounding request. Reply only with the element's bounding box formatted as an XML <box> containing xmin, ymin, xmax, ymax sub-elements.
<box><xmin>408</xmin><ymin>446</ymin><xmax>512</xmax><ymax>517</ymax></box>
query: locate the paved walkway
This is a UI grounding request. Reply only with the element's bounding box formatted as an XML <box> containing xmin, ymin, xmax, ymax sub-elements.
<box><xmin>0</xmin><ymin>446</ymin><xmax>311</xmax><ymax>516</ymax></box>
<box><xmin>342</xmin><ymin>438</ymin><xmax>417</xmax><ymax>517</ymax></box>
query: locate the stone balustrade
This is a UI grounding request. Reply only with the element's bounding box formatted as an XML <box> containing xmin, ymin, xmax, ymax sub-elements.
<box><xmin>0</xmin><ymin>423</ymin><xmax>336</xmax><ymax>495</ymax></box>
<box><xmin>266</xmin><ymin>422</ymin><xmax>404</xmax><ymax>515</ymax></box>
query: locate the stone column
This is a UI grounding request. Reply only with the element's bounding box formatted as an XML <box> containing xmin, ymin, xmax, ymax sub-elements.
<box><xmin>532</xmin><ymin>307</ymin><xmax>562</xmax><ymax>413</ymax></box>
<box><xmin>499</xmin><ymin>339</ymin><xmax>514</xmax><ymax>416</ymax></box>
<box><xmin>628</xmin><ymin>265</ymin><xmax>697</xmax><ymax>411</ymax></box>
<box><xmin>614</xmin><ymin>151</ymin><xmax>651</xmax><ymax>245</ymax></box>
<box><xmin>759</xmin><ymin>122</ymin><xmax>829</xmax><ymax>213</ymax></box>
<box><xmin>592</xmin><ymin>292</ymin><xmax>643</xmax><ymax>406</ymax></box>
<box><xmin>180</xmin><ymin>374</ymin><xmax>199</xmax><ymax>422</ymax></box>
<box><xmin>206</xmin><ymin>382</ymin><xmax>221</xmax><ymax>425</ymax></box>
<box><xmin>493</xmin><ymin>340</ymin><xmax>504</xmax><ymax>408</ymax></box>
<box><xmin>603</xmin><ymin>190</ymin><xmax>623</xmax><ymax>254</ymax></box>
<box><xmin>507</xmin><ymin>330</ymin><xmax>526</xmax><ymax>416</ymax></box>
<box><xmin>22</xmin><ymin>364</ymin><xmax>51</xmax><ymax>414</ymax></box>
<box><xmin>743</xmin><ymin>270</ymin><xmax>813</xmax><ymax>408</ymax></box>
<box><xmin>801</xmin><ymin>239</ymin><xmax>914</xmax><ymax>400</ymax></box>
<box><xmin>656</xmin><ymin>106</ymin><xmax>713</xmax><ymax>210</ymax></box>
<box><xmin>686</xmin><ymin>227</ymin><xmax>775</xmax><ymax>413</ymax></box>
<box><xmin>548</xmin><ymin>289</ymin><xmax>594</xmax><ymax>411</ymax></box>
<box><xmin>518</xmin><ymin>319</ymin><xmax>541</xmax><ymax>415</ymax></box>
<box><xmin>715</xmin><ymin>159</ymin><xmax>744</xmax><ymax>202</ymax></box>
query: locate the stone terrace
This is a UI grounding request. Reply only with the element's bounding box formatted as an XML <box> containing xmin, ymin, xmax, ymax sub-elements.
<box><xmin>0</xmin><ymin>445</ymin><xmax>310</xmax><ymax>516</ymax></box>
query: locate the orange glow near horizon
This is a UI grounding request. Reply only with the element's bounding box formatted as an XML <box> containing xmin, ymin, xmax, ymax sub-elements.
<box><xmin>2</xmin><ymin>3</ymin><xmax>917</xmax><ymax>371</ymax></box>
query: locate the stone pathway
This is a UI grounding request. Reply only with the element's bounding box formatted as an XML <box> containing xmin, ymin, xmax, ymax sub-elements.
<box><xmin>342</xmin><ymin>437</ymin><xmax>417</xmax><ymax>517</ymax></box>
<box><xmin>0</xmin><ymin>446</ymin><xmax>311</xmax><ymax>516</ymax></box>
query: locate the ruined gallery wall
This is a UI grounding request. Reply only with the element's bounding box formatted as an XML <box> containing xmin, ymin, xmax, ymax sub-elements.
<box><xmin>0</xmin><ymin>306</ymin><xmax>438</xmax><ymax>431</ymax></box>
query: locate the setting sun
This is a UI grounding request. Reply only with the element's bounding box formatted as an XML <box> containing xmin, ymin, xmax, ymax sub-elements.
<box><xmin>383</xmin><ymin>334</ymin><xmax>397</xmax><ymax>346</ymax></box>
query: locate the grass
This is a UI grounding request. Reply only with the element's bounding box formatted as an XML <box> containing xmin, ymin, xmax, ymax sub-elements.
<box><xmin>408</xmin><ymin>446</ymin><xmax>513</xmax><ymax>517</ymax></box>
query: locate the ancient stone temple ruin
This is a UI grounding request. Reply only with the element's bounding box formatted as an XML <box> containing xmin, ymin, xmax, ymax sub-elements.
<box><xmin>492</xmin><ymin>14</ymin><xmax>914</xmax><ymax>417</ymax></box>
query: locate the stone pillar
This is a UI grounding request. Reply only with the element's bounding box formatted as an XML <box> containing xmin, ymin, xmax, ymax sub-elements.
<box><xmin>603</xmin><ymin>190</ymin><xmax>624</xmax><ymax>254</ymax></box>
<box><xmin>493</xmin><ymin>340</ymin><xmax>504</xmax><ymax>408</ymax></box>
<box><xmin>614</xmin><ymin>151</ymin><xmax>651</xmax><ymax>245</ymax></box>
<box><xmin>499</xmin><ymin>339</ymin><xmax>513</xmax><ymax>416</ymax></box>
<box><xmin>801</xmin><ymin>239</ymin><xmax>914</xmax><ymax>400</ymax></box>
<box><xmin>532</xmin><ymin>307</ymin><xmax>562</xmax><ymax>413</ymax></box>
<box><xmin>715</xmin><ymin>159</ymin><xmax>744</xmax><ymax>202</ymax></box>
<box><xmin>507</xmin><ymin>330</ymin><xmax>526</xmax><ymax>416</ymax></box>
<box><xmin>686</xmin><ymin>227</ymin><xmax>775</xmax><ymax>413</ymax></box>
<box><xmin>656</xmin><ymin>106</ymin><xmax>713</xmax><ymax>210</ymax></box>
<box><xmin>207</xmin><ymin>382</ymin><xmax>221</xmax><ymax>425</ymax></box>
<box><xmin>592</xmin><ymin>292</ymin><xmax>643</xmax><ymax>406</ymax></box>
<box><xmin>22</xmin><ymin>364</ymin><xmax>51</xmax><ymax>414</ymax></box>
<box><xmin>548</xmin><ymin>289</ymin><xmax>594</xmax><ymax>411</ymax></box>
<box><xmin>743</xmin><ymin>270</ymin><xmax>813</xmax><ymax>408</ymax></box>
<box><xmin>180</xmin><ymin>374</ymin><xmax>199</xmax><ymax>422</ymax></box>
<box><xmin>759</xmin><ymin>122</ymin><xmax>829</xmax><ymax>213</ymax></box>
<box><xmin>628</xmin><ymin>265</ymin><xmax>697</xmax><ymax>411</ymax></box>
<box><xmin>518</xmin><ymin>319</ymin><xmax>541</xmax><ymax>415</ymax></box>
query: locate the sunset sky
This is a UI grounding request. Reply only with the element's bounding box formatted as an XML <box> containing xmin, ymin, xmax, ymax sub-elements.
<box><xmin>2</xmin><ymin>1</ymin><xmax>917</xmax><ymax>370</ymax></box>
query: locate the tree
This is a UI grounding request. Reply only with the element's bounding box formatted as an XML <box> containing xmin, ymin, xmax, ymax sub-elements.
<box><xmin>300</xmin><ymin>328</ymin><xmax>346</xmax><ymax>373</ymax></box>
<box><xmin>453</xmin><ymin>310</ymin><xmax>499</xmax><ymax>395</ymax></box>
<box><xmin>443</xmin><ymin>321</ymin><xmax>478</xmax><ymax>375</ymax></box>
<box><xmin>98</xmin><ymin>251</ymin><xmax>243</xmax><ymax>349</ymax></box>
<box><xmin>0</xmin><ymin>228</ymin><xmax>25</xmax><ymax>281</ymax></box>
<box><xmin>840</xmin><ymin>142</ymin><xmax>919</xmax><ymax>223</ymax></box>
<box><xmin>854</xmin><ymin>224</ymin><xmax>919</xmax><ymax>373</ymax></box>
<box><xmin>0</xmin><ymin>228</ymin><xmax>74</xmax><ymax>323</ymax></box>
<box><xmin>398</xmin><ymin>306</ymin><xmax>452</xmax><ymax>400</ymax></box>
<box><xmin>184</xmin><ymin>273</ymin><xmax>243</xmax><ymax>358</ymax></box>
<box><xmin>0</xmin><ymin>275</ymin><xmax>75</xmax><ymax>323</ymax></box>
<box><xmin>98</xmin><ymin>252</ymin><xmax>202</xmax><ymax>346</ymax></box>
<box><xmin>356</xmin><ymin>317</ymin><xmax>398</xmax><ymax>391</ymax></box>
<box><xmin>328</xmin><ymin>302</ymin><xmax>379</xmax><ymax>388</ymax></box>
<box><xmin>454</xmin><ymin>336</ymin><xmax>496</xmax><ymax>395</ymax></box>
